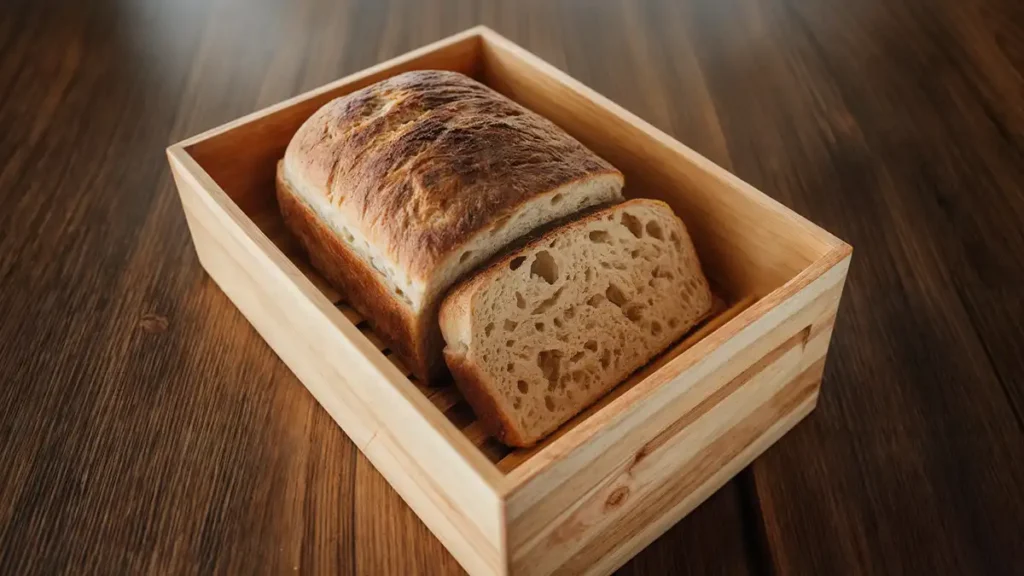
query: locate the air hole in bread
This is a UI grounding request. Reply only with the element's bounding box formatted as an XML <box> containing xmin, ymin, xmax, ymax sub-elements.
<box><xmin>484</xmin><ymin>322</ymin><xmax>495</xmax><ymax>336</ymax></box>
<box><xmin>645</xmin><ymin>220</ymin><xmax>664</xmax><ymax>240</ymax></box>
<box><xmin>515</xmin><ymin>292</ymin><xmax>526</xmax><ymax>309</ymax></box>
<box><xmin>518</xmin><ymin>380</ymin><xmax>529</xmax><ymax>393</ymax></box>
<box><xmin>620</xmin><ymin>212</ymin><xmax>643</xmax><ymax>238</ymax></box>
<box><xmin>668</xmin><ymin>318</ymin><xmax>679</xmax><ymax>329</ymax></box>
<box><xmin>652</xmin><ymin>266</ymin><xmax>675</xmax><ymax>280</ymax></box>
<box><xmin>504</xmin><ymin>319</ymin><xmax>517</xmax><ymax>332</ymax></box>
<box><xmin>624</xmin><ymin>304</ymin><xmax>644</xmax><ymax>323</ymax></box>
<box><xmin>584</xmin><ymin>268</ymin><xmax>593</xmax><ymax>282</ymax></box>
<box><xmin>670</xmin><ymin>231</ymin><xmax>681</xmax><ymax>248</ymax></box>
<box><xmin>600</xmin><ymin>262</ymin><xmax>611</xmax><ymax>270</ymax></box>
<box><xmin>507</xmin><ymin>362</ymin><xmax>516</xmax><ymax>372</ymax></box>
<box><xmin>570</xmin><ymin>351</ymin><xmax>585</xmax><ymax>363</ymax></box>
<box><xmin>538</xmin><ymin>349</ymin><xmax>563</xmax><ymax>386</ymax></box>
<box><xmin>651</xmin><ymin>320</ymin><xmax>663</xmax><ymax>336</ymax></box>
<box><xmin>606</xmin><ymin>283</ymin><xmax>628</xmax><ymax>307</ymax></box>
<box><xmin>554</xmin><ymin>317</ymin><xmax>564</xmax><ymax>328</ymax></box>
<box><xmin>572</xmin><ymin>370</ymin><xmax>586</xmax><ymax>385</ymax></box>
<box><xmin>589</xmin><ymin>230</ymin><xmax>612</xmax><ymax>244</ymax></box>
<box><xmin>584</xmin><ymin>340</ymin><xmax>598</xmax><ymax>352</ymax></box>
<box><xmin>530</xmin><ymin>251</ymin><xmax>558</xmax><ymax>284</ymax></box>
<box><xmin>532</xmin><ymin>287</ymin><xmax>564</xmax><ymax>315</ymax></box>
<box><xmin>600</xmin><ymin>348</ymin><xmax>612</xmax><ymax>369</ymax></box>
<box><xmin>545</xmin><ymin>395</ymin><xmax>556</xmax><ymax>412</ymax></box>
<box><xmin>460</xmin><ymin>250</ymin><xmax>473</xmax><ymax>264</ymax></box>
<box><xmin>586</xmin><ymin>294</ymin><xmax>605</xmax><ymax>308</ymax></box>
<box><xmin>507</xmin><ymin>339</ymin><xmax>516</xmax><ymax>347</ymax></box>
<box><xmin>612</xmin><ymin>262</ymin><xmax>627</xmax><ymax>270</ymax></box>
<box><xmin>564</xmin><ymin>306</ymin><xmax>576</xmax><ymax>319</ymax></box>
<box><xmin>510</xmin><ymin>256</ymin><xmax>527</xmax><ymax>271</ymax></box>
<box><xmin>513</xmin><ymin>397</ymin><xmax>522</xmax><ymax>409</ymax></box>
<box><xmin>551</xmin><ymin>193</ymin><xmax>564</xmax><ymax>205</ymax></box>
<box><xmin>535</xmin><ymin>322</ymin><xmax>545</xmax><ymax>332</ymax></box>
<box><xmin>630</xmin><ymin>249</ymin><xmax>641</xmax><ymax>259</ymax></box>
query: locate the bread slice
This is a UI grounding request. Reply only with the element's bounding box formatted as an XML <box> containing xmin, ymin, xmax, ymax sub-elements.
<box><xmin>278</xmin><ymin>70</ymin><xmax>623</xmax><ymax>384</ymax></box>
<box><xmin>439</xmin><ymin>199</ymin><xmax>713</xmax><ymax>447</ymax></box>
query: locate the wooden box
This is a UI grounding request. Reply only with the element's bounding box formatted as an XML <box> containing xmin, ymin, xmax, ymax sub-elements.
<box><xmin>167</xmin><ymin>27</ymin><xmax>852</xmax><ymax>576</ymax></box>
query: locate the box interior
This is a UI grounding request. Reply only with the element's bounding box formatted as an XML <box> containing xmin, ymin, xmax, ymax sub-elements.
<box><xmin>183</xmin><ymin>33</ymin><xmax>836</xmax><ymax>473</ymax></box>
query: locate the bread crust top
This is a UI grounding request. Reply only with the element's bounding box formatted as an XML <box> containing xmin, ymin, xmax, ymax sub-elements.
<box><xmin>283</xmin><ymin>70</ymin><xmax>620</xmax><ymax>283</ymax></box>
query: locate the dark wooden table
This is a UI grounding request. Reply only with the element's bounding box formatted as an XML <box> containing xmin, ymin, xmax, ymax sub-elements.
<box><xmin>2</xmin><ymin>0</ymin><xmax>1023</xmax><ymax>573</ymax></box>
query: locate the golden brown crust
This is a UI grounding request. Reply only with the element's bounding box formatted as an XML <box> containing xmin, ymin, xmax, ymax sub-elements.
<box><xmin>277</xmin><ymin>164</ymin><xmax>447</xmax><ymax>383</ymax></box>
<box><xmin>444</xmin><ymin>350</ymin><xmax>530</xmax><ymax>447</ymax></box>
<box><xmin>283</xmin><ymin>70</ymin><xmax>621</xmax><ymax>282</ymax></box>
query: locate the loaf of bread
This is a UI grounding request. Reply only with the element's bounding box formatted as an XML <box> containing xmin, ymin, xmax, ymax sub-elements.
<box><xmin>277</xmin><ymin>70</ymin><xmax>624</xmax><ymax>384</ymax></box>
<box><xmin>439</xmin><ymin>199</ymin><xmax>712</xmax><ymax>447</ymax></box>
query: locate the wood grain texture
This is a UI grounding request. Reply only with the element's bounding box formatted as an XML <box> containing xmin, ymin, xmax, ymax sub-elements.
<box><xmin>1</xmin><ymin>1</ymin><xmax>1022</xmax><ymax>575</ymax></box>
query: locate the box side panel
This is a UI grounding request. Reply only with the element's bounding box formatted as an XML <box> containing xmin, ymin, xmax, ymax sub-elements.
<box><xmin>170</xmin><ymin>156</ymin><xmax>507</xmax><ymax>575</ymax></box>
<box><xmin>479</xmin><ymin>31</ymin><xmax>840</xmax><ymax>298</ymax></box>
<box><xmin>511</xmin><ymin>320</ymin><xmax>836</xmax><ymax>576</ymax></box>
<box><xmin>505</xmin><ymin>253</ymin><xmax>851</xmax><ymax>559</ymax></box>
<box><xmin>569</xmin><ymin>361</ymin><xmax>824</xmax><ymax>576</ymax></box>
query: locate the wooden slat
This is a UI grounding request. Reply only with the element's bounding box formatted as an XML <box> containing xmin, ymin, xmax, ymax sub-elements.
<box><xmin>293</xmin><ymin>260</ymin><xmax>343</xmax><ymax>304</ymax></box>
<box><xmin>460</xmin><ymin>421</ymin><xmax>493</xmax><ymax>448</ymax></box>
<box><xmin>359</xmin><ymin>327</ymin><xmax>389</xmax><ymax>353</ymax></box>
<box><xmin>427</xmin><ymin>386</ymin><xmax>464</xmax><ymax>415</ymax></box>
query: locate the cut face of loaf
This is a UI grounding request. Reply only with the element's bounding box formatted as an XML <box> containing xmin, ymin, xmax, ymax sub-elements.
<box><xmin>439</xmin><ymin>199</ymin><xmax>713</xmax><ymax>447</ymax></box>
<box><xmin>278</xmin><ymin>70</ymin><xmax>623</xmax><ymax>383</ymax></box>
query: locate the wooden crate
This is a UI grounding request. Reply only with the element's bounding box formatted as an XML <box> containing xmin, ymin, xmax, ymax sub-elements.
<box><xmin>167</xmin><ymin>27</ymin><xmax>852</xmax><ymax>576</ymax></box>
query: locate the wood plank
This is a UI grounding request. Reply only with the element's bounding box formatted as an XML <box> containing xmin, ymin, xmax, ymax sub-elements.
<box><xmin>678</xmin><ymin>0</ymin><xmax>1024</xmax><ymax>573</ymax></box>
